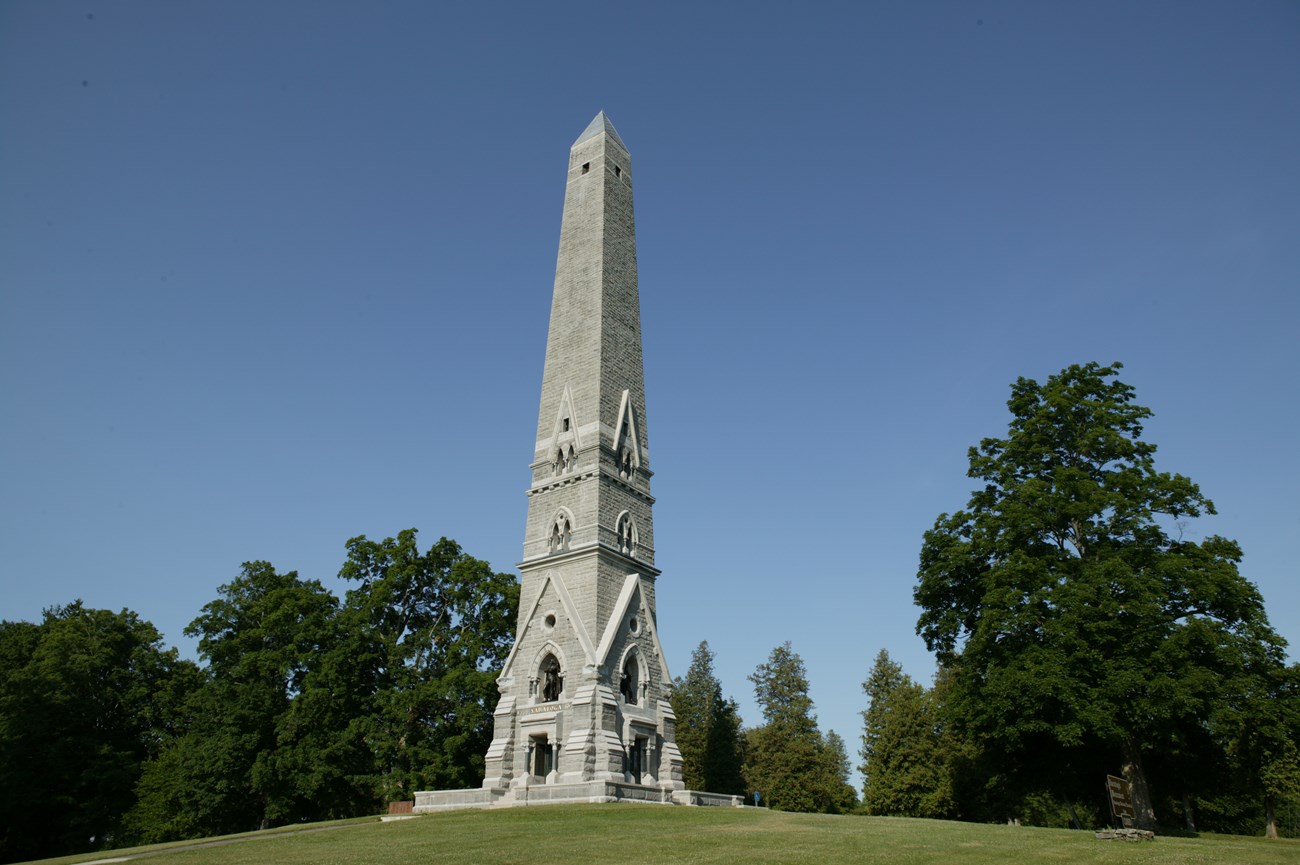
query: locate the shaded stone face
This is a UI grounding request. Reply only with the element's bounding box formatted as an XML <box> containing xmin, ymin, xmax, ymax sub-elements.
<box><xmin>478</xmin><ymin>112</ymin><xmax>683</xmax><ymax>797</ymax></box>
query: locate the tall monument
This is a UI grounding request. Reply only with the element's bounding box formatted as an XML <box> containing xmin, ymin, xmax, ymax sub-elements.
<box><xmin>416</xmin><ymin>112</ymin><xmax>692</xmax><ymax>809</ymax></box>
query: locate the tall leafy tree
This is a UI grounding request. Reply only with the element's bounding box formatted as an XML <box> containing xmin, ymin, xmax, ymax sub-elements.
<box><xmin>339</xmin><ymin>530</ymin><xmax>518</xmax><ymax>799</ymax></box>
<box><xmin>859</xmin><ymin>649</ymin><xmax>954</xmax><ymax>817</ymax></box>
<box><xmin>0</xmin><ymin>604</ymin><xmax>199</xmax><ymax>862</ymax></box>
<box><xmin>670</xmin><ymin>641</ymin><xmax>746</xmax><ymax>794</ymax></box>
<box><xmin>914</xmin><ymin>362</ymin><xmax>1289</xmax><ymax>831</ymax></box>
<box><xmin>128</xmin><ymin>562</ymin><xmax>341</xmax><ymax>839</ymax></box>
<box><xmin>1222</xmin><ymin>661</ymin><xmax>1300</xmax><ymax>838</ymax></box>
<box><xmin>744</xmin><ymin>642</ymin><xmax>850</xmax><ymax>813</ymax></box>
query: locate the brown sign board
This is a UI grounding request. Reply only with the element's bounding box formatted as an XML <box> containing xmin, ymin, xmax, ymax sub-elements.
<box><xmin>1106</xmin><ymin>774</ymin><xmax>1135</xmax><ymax>823</ymax></box>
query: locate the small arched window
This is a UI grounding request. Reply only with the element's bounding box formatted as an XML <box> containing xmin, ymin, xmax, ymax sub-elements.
<box><xmin>616</xmin><ymin>512</ymin><xmax>637</xmax><ymax>558</ymax></box>
<box><xmin>553</xmin><ymin>445</ymin><xmax>577</xmax><ymax>476</ymax></box>
<box><xmin>549</xmin><ymin>515</ymin><xmax>572</xmax><ymax>553</ymax></box>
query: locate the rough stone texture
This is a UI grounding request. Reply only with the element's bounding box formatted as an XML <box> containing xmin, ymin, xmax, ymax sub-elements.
<box><xmin>414</xmin><ymin>113</ymin><xmax>683</xmax><ymax>813</ymax></box>
<box><xmin>1095</xmin><ymin>829</ymin><xmax>1156</xmax><ymax>841</ymax></box>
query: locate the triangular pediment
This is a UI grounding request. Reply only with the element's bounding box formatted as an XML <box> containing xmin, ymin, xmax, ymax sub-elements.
<box><xmin>499</xmin><ymin>570</ymin><xmax>596</xmax><ymax>680</ymax></box>
<box><xmin>595</xmin><ymin>573</ymin><xmax>671</xmax><ymax>682</ymax></box>
<box><xmin>543</xmin><ymin>385</ymin><xmax>581</xmax><ymax>459</ymax></box>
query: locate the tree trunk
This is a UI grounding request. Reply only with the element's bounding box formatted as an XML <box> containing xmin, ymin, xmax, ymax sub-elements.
<box><xmin>1264</xmin><ymin>793</ymin><xmax>1278</xmax><ymax>839</ymax></box>
<box><xmin>1182</xmin><ymin>792</ymin><xmax>1196</xmax><ymax>833</ymax></box>
<box><xmin>1120</xmin><ymin>734</ymin><xmax>1158</xmax><ymax>832</ymax></box>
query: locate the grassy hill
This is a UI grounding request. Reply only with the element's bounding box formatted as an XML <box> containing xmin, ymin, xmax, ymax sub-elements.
<box><xmin>28</xmin><ymin>805</ymin><xmax>1300</xmax><ymax>865</ymax></box>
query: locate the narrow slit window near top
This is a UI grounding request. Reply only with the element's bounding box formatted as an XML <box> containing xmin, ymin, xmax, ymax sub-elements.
<box><xmin>614</xmin><ymin>165</ymin><xmax>622</xmax><ymax>178</ymax></box>
<box><xmin>581</xmin><ymin>163</ymin><xmax>590</xmax><ymax>174</ymax></box>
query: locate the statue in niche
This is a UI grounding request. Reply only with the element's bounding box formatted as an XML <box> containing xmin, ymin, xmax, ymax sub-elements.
<box><xmin>620</xmin><ymin>654</ymin><xmax>639</xmax><ymax>705</ymax></box>
<box><xmin>541</xmin><ymin>655</ymin><xmax>563</xmax><ymax>702</ymax></box>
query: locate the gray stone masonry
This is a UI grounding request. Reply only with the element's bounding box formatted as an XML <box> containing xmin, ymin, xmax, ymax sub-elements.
<box><xmin>415</xmin><ymin>113</ymin><xmax>701</xmax><ymax>813</ymax></box>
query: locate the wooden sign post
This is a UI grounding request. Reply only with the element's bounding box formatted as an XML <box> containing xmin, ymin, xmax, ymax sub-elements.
<box><xmin>1105</xmin><ymin>774</ymin><xmax>1135</xmax><ymax>828</ymax></box>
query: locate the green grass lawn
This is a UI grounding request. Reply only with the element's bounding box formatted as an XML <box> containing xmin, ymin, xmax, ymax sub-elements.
<box><xmin>27</xmin><ymin>805</ymin><xmax>1300</xmax><ymax>865</ymax></box>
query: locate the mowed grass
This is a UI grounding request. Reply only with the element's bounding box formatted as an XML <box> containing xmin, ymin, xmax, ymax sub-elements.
<box><xmin>30</xmin><ymin>805</ymin><xmax>1300</xmax><ymax>865</ymax></box>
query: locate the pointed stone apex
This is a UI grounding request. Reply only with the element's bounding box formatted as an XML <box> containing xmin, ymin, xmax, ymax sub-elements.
<box><xmin>574</xmin><ymin>111</ymin><xmax>626</xmax><ymax>150</ymax></box>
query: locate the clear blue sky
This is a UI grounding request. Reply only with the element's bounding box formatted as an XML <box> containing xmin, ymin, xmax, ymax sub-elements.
<box><xmin>3</xmin><ymin>1</ymin><xmax>1298</xmax><ymax>787</ymax></box>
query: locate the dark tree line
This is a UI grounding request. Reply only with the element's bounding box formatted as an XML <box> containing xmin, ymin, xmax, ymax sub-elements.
<box><xmin>863</xmin><ymin>363</ymin><xmax>1300</xmax><ymax>837</ymax></box>
<box><xmin>0</xmin><ymin>604</ymin><xmax>200</xmax><ymax>862</ymax></box>
<box><xmin>0</xmin><ymin>530</ymin><xmax>517</xmax><ymax>863</ymax></box>
<box><xmin>3</xmin><ymin>533</ymin><xmax>855</xmax><ymax>864</ymax></box>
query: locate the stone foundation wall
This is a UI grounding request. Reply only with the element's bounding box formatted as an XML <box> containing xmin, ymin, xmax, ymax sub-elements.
<box><xmin>413</xmin><ymin>781</ymin><xmax>749</xmax><ymax>813</ymax></box>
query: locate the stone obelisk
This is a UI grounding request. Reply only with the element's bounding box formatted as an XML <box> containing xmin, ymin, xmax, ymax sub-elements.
<box><xmin>417</xmin><ymin>113</ymin><xmax>686</xmax><ymax>810</ymax></box>
<box><xmin>480</xmin><ymin>110</ymin><xmax>682</xmax><ymax>802</ymax></box>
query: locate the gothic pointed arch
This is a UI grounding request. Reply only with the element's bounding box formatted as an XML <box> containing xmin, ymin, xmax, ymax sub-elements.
<box><xmin>615</xmin><ymin>509</ymin><xmax>638</xmax><ymax>559</ymax></box>
<box><xmin>618</xmin><ymin>644</ymin><xmax>648</xmax><ymax>705</ymax></box>
<box><xmin>549</xmin><ymin>507</ymin><xmax>575</xmax><ymax>553</ymax></box>
<box><xmin>530</xmin><ymin>641</ymin><xmax>568</xmax><ymax>703</ymax></box>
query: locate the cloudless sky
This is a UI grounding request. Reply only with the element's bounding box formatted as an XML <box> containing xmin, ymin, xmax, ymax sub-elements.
<box><xmin>3</xmin><ymin>1</ymin><xmax>1298</xmax><ymax>789</ymax></box>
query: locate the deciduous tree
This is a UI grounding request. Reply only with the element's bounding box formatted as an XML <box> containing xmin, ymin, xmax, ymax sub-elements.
<box><xmin>1222</xmin><ymin>661</ymin><xmax>1300</xmax><ymax>838</ymax></box>
<box><xmin>339</xmin><ymin>530</ymin><xmax>518</xmax><ymax>799</ymax></box>
<box><xmin>914</xmin><ymin>362</ymin><xmax>1289</xmax><ymax>831</ymax></box>
<box><xmin>0</xmin><ymin>604</ymin><xmax>198</xmax><ymax>862</ymax></box>
<box><xmin>127</xmin><ymin>562</ymin><xmax>341</xmax><ymax>839</ymax></box>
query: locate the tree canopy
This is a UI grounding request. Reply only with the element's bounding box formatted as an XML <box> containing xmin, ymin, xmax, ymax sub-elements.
<box><xmin>124</xmin><ymin>532</ymin><xmax>520</xmax><ymax>846</ymax></box>
<box><xmin>13</xmin><ymin>529</ymin><xmax>522</xmax><ymax>858</ymax></box>
<box><xmin>337</xmin><ymin>530</ymin><xmax>519</xmax><ymax>799</ymax></box>
<box><xmin>129</xmin><ymin>562</ymin><xmax>346</xmax><ymax>839</ymax></box>
<box><xmin>0</xmin><ymin>604</ymin><xmax>199</xmax><ymax>862</ymax></box>
<box><xmin>913</xmin><ymin>361</ymin><xmax>1291</xmax><ymax>831</ymax></box>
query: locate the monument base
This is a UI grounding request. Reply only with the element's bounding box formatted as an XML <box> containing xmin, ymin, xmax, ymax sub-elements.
<box><xmin>413</xmin><ymin>782</ymin><xmax>743</xmax><ymax>813</ymax></box>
